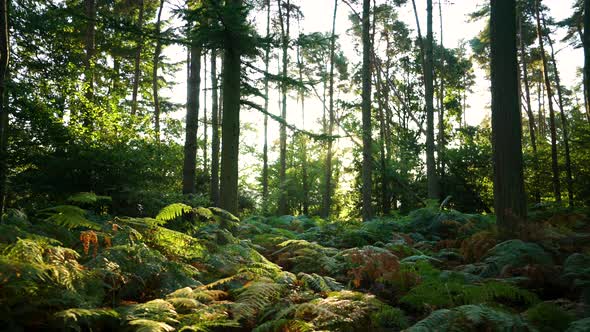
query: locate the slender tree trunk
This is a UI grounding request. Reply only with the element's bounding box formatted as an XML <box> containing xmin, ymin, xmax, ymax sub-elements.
<box><xmin>490</xmin><ymin>0</ymin><xmax>527</xmax><ymax>239</ymax></box>
<box><xmin>262</xmin><ymin>0</ymin><xmax>270</xmax><ymax>211</ymax></box>
<box><xmin>322</xmin><ymin>0</ymin><xmax>338</xmax><ymax>218</ymax></box>
<box><xmin>277</xmin><ymin>0</ymin><xmax>290</xmax><ymax>215</ymax></box>
<box><xmin>152</xmin><ymin>0</ymin><xmax>164</xmax><ymax>142</ymax></box>
<box><xmin>425</xmin><ymin>0</ymin><xmax>438</xmax><ymax>200</ymax></box>
<box><xmin>297</xmin><ymin>41</ymin><xmax>309</xmax><ymax>215</ymax></box>
<box><xmin>361</xmin><ymin>0</ymin><xmax>373</xmax><ymax>221</ymax></box>
<box><xmin>535</xmin><ymin>0</ymin><xmax>561</xmax><ymax>203</ymax></box>
<box><xmin>544</xmin><ymin>15</ymin><xmax>574</xmax><ymax>207</ymax></box>
<box><xmin>219</xmin><ymin>0</ymin><xmax>243</xmax><ymax>214</ymax></box>
<box><xmin>83</xmin><ymin>0</ymin><xmax>96</xmax><ymax>127</ymax></box>
<box><xmin>203</xmin><ymin>52</ymin><xmax>208</xmax><ymax>177</ymax></box>
<box><xmin>584</xmin><ymin>0</ymin><xmax>590</xmax><ymax>123</ymax></box>
<box><xmin>519</xmin><ymin>17</ymin><xmax>540</xmax><ymax>203</ymax></box>
<box><xmin>182</xmin><ymin>41</ymin><xmax>201</xmax><ymax>195</ymax></box>
<box><xmin>437</xmin><ymin>0</ymin><xmax>445</xmax><ymax>198</ymax></box>
<box><xmin>0</xmin><ymin>0</ymin><xmax>9</xmax><ymax>218</ymax></box>
<box><xmin>210</xmin><ymin>49</ymin><xmax>220</xmax><ymax>206</ymax></box>
<box><xmin>131</xmin><ymin>0</ymin><xmax>145</xmax><ymax>116</ymax></box>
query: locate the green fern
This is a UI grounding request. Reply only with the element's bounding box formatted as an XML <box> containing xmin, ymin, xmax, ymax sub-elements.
<box><xmin>232</xmin><ymin>279</ymin><xmax>284</xmax><ymax>321</ymax></box>
<box><xmin>252</xmin><ymin>318</ymin><xmax>314</xmax><ymax>332</ymax></box>
<box><xmin>54</xmin><ymin>308</ymin><xmax>119</xmax><ymax>330</ymax></box>
<box><xmin>297</xmin><ymin>272</ymin><xmax>343</xmax><ymax>292</ymax></box>
<box><xmin>155</xmin><ymin>203</ymin><xmax>192</xmax><ymax>222</ymax></box>
<box><xmin>128</xmin><ymin>319</ymin><xmax>175</xmax><ymax>332</ymax></box>
<box><xmin>68</xmin><ymin>192</ymin><xmax>112</xmax><ymax>205</ymax></box>
<box><xmin>37</xmin><ymin>205</ymin><xmax>101</xmax><ymax>230</ymax></box>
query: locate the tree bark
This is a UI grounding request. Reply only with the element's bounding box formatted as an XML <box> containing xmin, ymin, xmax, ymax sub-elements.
<box><xmin>277</xmin><ymin>0</ymin><xmax>290</xmax><ymax>215</ymax></box>
<box><xmin>544</xmin><ymin>14</ymin><xmax>574</xmax><ymax>207</ymax></box>
<box><xmin>425</xmin><ymin>0</ymin><xmax>439</xmax><ymax>200</ymax></box>
<box><xmin>322</xmin><ymin>0</ymin><xmax>338</xmax><ymax>218</ymax></box>
<box><xmin>297</xmin><ymin>41</ymin><xmax>309</xmax><ymax>215</ymax></box>
<box><xmin>152</xmin><ymin>0</ymin><xmax>165</xmax><ymax>142</ymax></box>
<box><xmin>210</xmin><ymin>49</ymin><xmax>220</xmax><ymax>206</ymax></box>
<box><xmin>262</xmin><ymin>0</ymin><xmax>270</xmax><ymax>211</ymax></box>
<box><xmin>535</xmin><ymin>0</ymin><xmax>561</xmax><ymax>202</ymax></box>
<box><xmin>182</xmin><ymin>41</ymin><xmax>201</xmax><ymax>194</ymax></box>
<box><xmin>437</xmin><ymin>0</ymin><xmax>445</xmax><ymax>197</ymax></box>
<box><xmin>490</xmin><ymin>0</ymin><xmax>527</xmax><ymax>239</ymax></box>
<box><xmin>219</xmin><ymin>0</ymin><xmax>243</xmax><ymax>214</ymax></box>
<box><xmin>203</xmin><ymin>52</ymin><xmax>208</xmax><ymax>177</ymax></box>
<box><xmin>131</xmin><ymin>0</ymin><xmax>145</xmax><ymax>116</ymax></box>
<box><xmin>0</xmin><ymin>0</ymin><xmax>9</xmax><ymax>218</ymax></box>
<box><xmin>584</xmin><ymin>0</ymin><xmax>590</xmax><ymax>123</ymax></box>
<box><xmin>361</xmin><ymin>0</ymin><xmax>373</xmax><ymax>221</ymax></box>
<box><xmin>83</xmin><ymin>0</ymin><xmax>96</xmax><ymax>127</ymax></box>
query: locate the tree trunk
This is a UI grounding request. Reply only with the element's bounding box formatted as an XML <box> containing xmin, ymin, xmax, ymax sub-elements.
<box><xmin>584</xmin><ymin>0</ymin><xmax>590</xmax><ymax>123</ymax></box>
<box><xmin>544</xmin><ymin>14</ymin><xmax>574</xmax><ymax>207</ymax></box>
<box><xmin>437</xmin><ymin>0</ymin><xmax>445</xmax><ymax>197</ymax></box>
<box><xmin>297</xmin><ymin>42</ymin><xmax>309</xmax><ymax>215</ymax></box>
<box><xmin>490</xmin><ymin>0</ymin><xmax>527</xmax><ymax>239</ymax></box>
<box><xmin>0</xmin><ymin>0</ymin><xmax>9</xmax><ymax>218</ymax></box>
<box><xmin>322</xmin><ymin>0</ymin><xmax>338</xmax><ymax>218</ymax></box>
<box><xmin>182</xmin><ymin>41</ymin><xmax>201</xmax><ymax>195</ymax></box>
<box><xmin>361</xmin><ymin>0</ymin><xmax>373</xmax><ymax>221</ymax></box>
<box><xmin>83</xmin><ymin>0</ymin><xmax>96</xmax><ymax>127</ymax></box>
<box><xmin>203</xmin><ymin>52</ymin><xmax>208</xmax><ymax>177</ymax></box>
<box><xmin>219</xmin><ymin>0</ymin><xmax>243</xmax><ymax>215</ymax></box>
<box><xmin>519</xmin><ymin>16</ymin><xmax>540</xmax><ymax>203</ymax></box>
<box><xmin>425</xmin><ymin>0</ymin><xmax>438</xmax><ymax>200</ymax></box>
<box><xmin>535</xmin><ymin>0</ymin><xmax>561</xmax><ymax>203</ymax></box>
<box><xmin>152</xmin><ymin>0</ymin><xmax>165</xmax><ymax>142</ymax></box>
<box><xmin>262</xmin><ymin>0</ymin><xmax>270</xmax><ymax>211</ymax></box>
<box><xmin>277</xmin><ymin>0</ymin><xmax>290</xmax><ymax>215</ymax></box>
<box><xmin>210</xmin><ymin>49</ymin><xmax>220</xmax><ymax>206</ymax></box>
<box><xmin>131</xmin><ymin>0</ymin><xmax>145</xmax><ymax>116</ymax></box>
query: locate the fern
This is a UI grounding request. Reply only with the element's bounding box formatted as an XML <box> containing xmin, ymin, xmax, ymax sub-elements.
<box><xmin>38</xmin><ymin>205</ymin><xmax>101</xmax><ymax>230</ymax></box>
<box><xmin>155</xmin><ymin>203</ymin><xmax>192</xmax><ymax>222</ymax></box>
<box><xmin>128</xmin><ymin>319</ymin><xmax>175</xmax><ymax>332</ymax></box>
<box><xmin>253</xmin><ymin>318</ymin><xmax>314</xmax><ymax>332</ymax></box>
<box><xmin>232</xmin><ymin>280</ymin><xmax>284</xmax><ymax>321</ymax></box>
<box><xmin>54</xmin><ymin>308</ymin><xmax>119</xmax><ymax>330</ymax></box>
<box><xmin>297</xmin><ymin>272</ymin><xmax>343</xmax><ymax>292</ymax></box>
<box><xmin>68</xmin><ymin>192</ymin><xmax>112</xmax><ymax>205</ymax></box>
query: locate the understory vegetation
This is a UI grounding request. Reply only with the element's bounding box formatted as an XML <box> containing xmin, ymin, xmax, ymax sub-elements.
<box><xmin>1</xmin><ymin>194</ymin><xmax>589</xmax><ymax>331</ymax></box>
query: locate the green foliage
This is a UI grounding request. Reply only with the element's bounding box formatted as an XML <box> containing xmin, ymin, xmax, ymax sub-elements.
<box><xmin>525</xmin><ymin>302</ymin><xmax>574</xmax><ymax>332</ymax></box>
<box><xmin>37</xmin><ymin>205</ymin><xmax>102</xmax><ymax>230</ymax></box>
<box><xmin>401</xmin><ymin>280</ymin><xmax>539</xmax><ymax>311</ymax></box>
<box><xmin>481</xmin><ymin>240</ymin><xmax>554</xmax><ymax>277</ymax></box>
<box><xmin>407</xmin><ymin>304</ymin><xmax>531</xmax><ymax>332</ymax></box>
<box><xmin>231</xmin><ymin>279</ymin><xmax>284</xmax><ymax>321</ymax></box>
<box><xmin>155</xmin><ymin>203</ymin><xmax>193</xmax><ymax>222</ymax></box>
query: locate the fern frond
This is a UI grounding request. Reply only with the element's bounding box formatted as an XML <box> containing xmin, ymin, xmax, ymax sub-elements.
<box><xmin>68</xmin><ymin>192</ymin><xmax>112</xmax><ymax>205</ymax></box>
<box><xmin>253</xmin><ymin>318</ymin><xmax>314</xmax><ymax>332</ymax></box>
<box><xmin>232</xmin><ymin>280</ymin><xmax>284</xmax><ymax>321</ymax></box>
<box><xmin>54</xmin><ymin>308</ymin><xmax>119</xmax><ymax>329</ymax></box>
<box><xmin>128</xmin><ymin>319</ymin><xmax>175</xmax><ymax>332</ymax></box>
<box><xmin>155</xmin><ymin>203</ymin><xmax>192</xmax><ymax>222</ymax></box>
<box><xmin>38</xmin><ymin>205</ymin><xmax>101</xmax><ymax>230</ymax></box>
<box><xmin>298</xmin><ymin>273</ymin><xmax>343</xmax><ymax>292</ymax></box>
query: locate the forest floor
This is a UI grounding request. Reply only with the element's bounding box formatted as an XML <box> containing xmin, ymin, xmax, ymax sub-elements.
<box><xmin>1</xmin><ymin>197</ymin><xmax>590</xmax><ymax>331</ymax></box>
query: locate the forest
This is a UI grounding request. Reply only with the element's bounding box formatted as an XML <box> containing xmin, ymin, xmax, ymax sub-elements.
<box><xmin>1</xmin><ymin>0</ymin><xmax>590</xmax><ymax>330</ymax></box>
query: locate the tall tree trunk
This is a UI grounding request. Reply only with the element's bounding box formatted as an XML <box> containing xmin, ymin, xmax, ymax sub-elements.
<box><xmin>262</xmin><ymin>0</ymin><xmax>270</xmax><ymax>211</ymax></box>
<box><xmin>182</xmin><ymin>41</ymin><xmax>201</xmax><ymax>194</ymax></box>
<box><xmin>490</xmin><ymin>0</ymin><xmax>527</xmax><ymax>239</ymax></box>
<box><xmin>519</xmin><ymin>16</ymin><xmax>540</xmax><ymax>203</ymax></box>
<box><xmin>203</xmin><ymin>52</ymin><xmax>208</xmax><ymax>177</ymax></box>
<box><xmin>210</xmin><ymin>49</ymin><xmax>220</xmax><ymax>206</ymax></box>
<box><xmin>544</xmin><ymin>14</ymin><xmax>574</xmax><ymax>207</ymax></box>
<box><xmin>0</xmin><ymin>0</ymin><xmax>9</xmax><ymax>218</ymax></box>
<box><xmin>584</xmin><ymin>0</ymin><xmax>590</xmax><ymax>123</ymax></box>
<box><xmin>535</xmin><ymin>0</ymin><xmax>561</xmax><ymax>202</ymax></box>
<box><xmin>131</xmin><ymin>0</ymin><xmax>145</xmax><ymax>116</ymax></box>
<box><xmin>83</xmin><ymin>0</ymin><xmax>96</xmax><ymax>127</ymax></box>
<box><xmin>297</xmin><ymin>41</ymin><xmax>309</xmax><ymax>215</ymax></box>
<box><xmin>322</xmin><ymin>0</ymin><xmax>338</xmax><ymax>218</ymax></box>
<box><xmin>152</xmin><ymin>0</ymin><xmax>165</xmax><ymax>142</ymax></box>
<box><xmin>437</xmin><ymin>0</ymin><xmax>445</xmax><ymax>197</ymax></box>
<box><xmin>219</xmin><ymin>0</ymin><xmax>243</xmax><ymax>215</ymax></box>
<box><xmin>425</xmin><ymin>0</ymin><xmax>438</xmax><ymax>200</ymax></box>
<box><xmin>277</xmin><ymin>0</ymin><xmax>290</xmax><ymax>215</ymax></box>
<box><xmin>361</xmin><ymin>0</ymin><xmax>373</xmax><ymax>221</ymax></box>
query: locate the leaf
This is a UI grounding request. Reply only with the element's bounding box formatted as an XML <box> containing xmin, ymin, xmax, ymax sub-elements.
<box><xmin>38</xmin><ymin>205</ymin><xmax>101</xmax><ymax>230</ymax></box>
<box><xmin>155</xmin><ymin>203</ymin><xmax>192</xmax><ymax>222</ymax></box>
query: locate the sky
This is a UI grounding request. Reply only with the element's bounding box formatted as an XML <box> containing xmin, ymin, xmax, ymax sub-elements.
<box><xmin>159</xmin><ymin>0</ymin><xmax>583</xmax><ymax>181</ymax></box>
